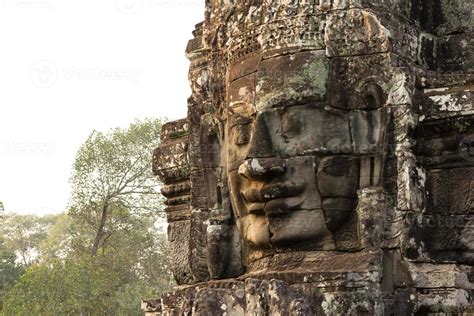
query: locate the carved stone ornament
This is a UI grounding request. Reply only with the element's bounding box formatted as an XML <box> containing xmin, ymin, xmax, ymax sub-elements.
<box><xmin>146</xmin><ymin>0</ymin><xmax>474</xmax><ymax>314</ymax></box>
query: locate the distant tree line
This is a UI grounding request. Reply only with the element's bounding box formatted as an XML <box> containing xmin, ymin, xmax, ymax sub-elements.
<box><xmin>1</xmin><ymin>119</ymin><xmax>175</xmax><ymax>315</ymax></box>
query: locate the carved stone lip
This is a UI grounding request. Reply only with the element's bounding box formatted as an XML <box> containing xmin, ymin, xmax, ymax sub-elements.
<box><xmin>241</xmin><ymin>181</ymin><xmax>306</xmax><ymax>215</ymax></box>
<box><xmin>246</xmin><ymin>203</ymin><xmax>265</xmax><ymax>214</ymax></box>
<box><xmin>261</xmin><ymin>181</ymin><xmax>305</xmax><ymax>200</ymax></box>
<box><xmin>264</xmin><ymin>195</ymin><xmax>306</xmax><ymax>217</ymax></box>
<box><xmin>241</xmin><ymin>181</ymin><xmax>304</xmax><ymax>202</ymax></box>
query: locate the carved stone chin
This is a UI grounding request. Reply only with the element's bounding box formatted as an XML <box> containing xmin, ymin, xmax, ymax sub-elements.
<box><xmin>149</xmin><ymin>1</ymin><xmax>474</xmax><ymax>315</ymax></box>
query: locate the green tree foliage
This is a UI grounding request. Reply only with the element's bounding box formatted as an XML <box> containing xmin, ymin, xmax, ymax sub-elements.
<box><xmin>3</xmin><ymin>256</ymin><xmax>169</xmax><ymax>315</ymax></box>
<box><xmin>3</xmin><ymin>119</ymin><xmax>175</xmax><ymax>315</ymax></box>
<box><xmin>2</xmin><ymin>214</ymin><xmax>59</xmax><ymax>266</ymax></box>
<box><xmin>2</xmin><ymin>220</ymin><xmax>173</xmax><ymax>315</ymax></box>
<box><xmin>68</xmin><ymin>119</ymin><xmax>164</xmax><ymax>257</ymax></box>
<box><xmin>37</xmin><ymin>213</ymin><xmax>73</xmax><ymax>262</ymax></box>
<box><xmin>0</xmin><ymin>237</ymin><xmax>23</xmax><ymax>311</ymax></box>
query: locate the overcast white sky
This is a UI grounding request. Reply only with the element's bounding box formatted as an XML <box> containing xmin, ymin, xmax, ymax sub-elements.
<box><xmin>0</xmin><ymin>0</ymin><xmax>205</xmax><ymax>215</ymax></box>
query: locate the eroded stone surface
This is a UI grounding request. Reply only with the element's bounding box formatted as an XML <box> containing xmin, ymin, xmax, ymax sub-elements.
<box><xmin>148</xmin><ymin>0</ymin><xmax>473</xmax><ymax>314</ymax></box>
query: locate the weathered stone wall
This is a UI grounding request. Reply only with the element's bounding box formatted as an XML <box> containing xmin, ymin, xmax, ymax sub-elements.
<box><xmin>148</xmin><ymin>0</ymin><xmax>473</xmax><ymax>314</ymax></box>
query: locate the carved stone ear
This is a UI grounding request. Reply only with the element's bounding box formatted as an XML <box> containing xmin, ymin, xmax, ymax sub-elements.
<box><xmin>350</xmin><ymin>82</ymin><xmax>386</xmax><ymax>110</ymax></box>
<box><xmin>362</xmin><ymin>82</ymin><xmax>385</xmax><ymax>109</ymax></box>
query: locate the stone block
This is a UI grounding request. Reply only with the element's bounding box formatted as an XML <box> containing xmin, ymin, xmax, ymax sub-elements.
<box><xmin>402</xmin><ymin>213</ymin><xmax>474</xmax><ymax>264</ymax></box>
<box><xmin>328</xmin><ymin>54</ymin><xmax>394</xmax><ymax>111</ymax></box>
<box><xmin>406</xmin><ymin>262</ymin><xmax>474</xmax><ymax>289</ymax></box>
<box><xmin>426</xmin><ymin>168</ymin><xmax>474</xmax><ymax>215</ymax></box>
<box><xmin>255</xmin><ymin>51</ymin><xmax>328</xmax><ymax>111</ymax></box>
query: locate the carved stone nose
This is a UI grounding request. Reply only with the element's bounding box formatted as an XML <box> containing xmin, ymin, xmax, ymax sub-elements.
<box><xmin>238</xmin><ymin>158</ymin><xmax>286</xmax><ymax>181</ymax></box>
<box><xmin>239</xmin><ymin>113</ymin><xmax>285</xmax><ymax>180</ymax></box>
<box><xmin>247</xmin><ymin>113</ymin><xmax>275</xmax><ymax>159</ymax></box>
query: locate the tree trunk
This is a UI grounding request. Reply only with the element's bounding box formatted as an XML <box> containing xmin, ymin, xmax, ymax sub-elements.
<box><xmin>91</xmin><ymin>202</ymin><xmax>108</xmax><ymax>257</ymax></box>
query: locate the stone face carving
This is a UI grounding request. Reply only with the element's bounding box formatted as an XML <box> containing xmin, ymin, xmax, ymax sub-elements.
<box><xmin>147</xmin><ymin>1</ymin><xmax>474</xmax><ymax>314</ymax></box>
<box><xmin>226</xmin><ymin>49</ymin><xmax>388</xmax><ymax>253</ymax></box>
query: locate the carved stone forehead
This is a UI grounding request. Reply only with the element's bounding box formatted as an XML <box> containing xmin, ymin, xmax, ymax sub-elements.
<box><xmin>205</xmin><ymin>1</ymin><xmax>329</xmax><ymax>62</ymax></box>
<box><xmin>199</xmin><ymin>1</ymin><xmax>413</xmax><ymax>117</ymax></box>
<box><xmin>201</xmin><ymin>1</ymin><xmax>416</xmax><ymax>72</ymax></box>
<box><xmin>204</xmin><ymin>1</ymin><xmax>413</xmax><ymax>29</ymax></box>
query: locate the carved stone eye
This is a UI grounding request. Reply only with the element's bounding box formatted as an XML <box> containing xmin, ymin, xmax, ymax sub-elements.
<box><xmin>282</xmin><ymin>110</ymin><xmax>302</xmax><ymax>139</ymax></box>
<box><xmin>234</xmin><ymin>123</ymin><xmax>251</xmax><ymax>145</ymax></box>
<box><xmin>228</xmin><ymin>102</ymin><xmax>255</xmax><ymax>146</ymax></box>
